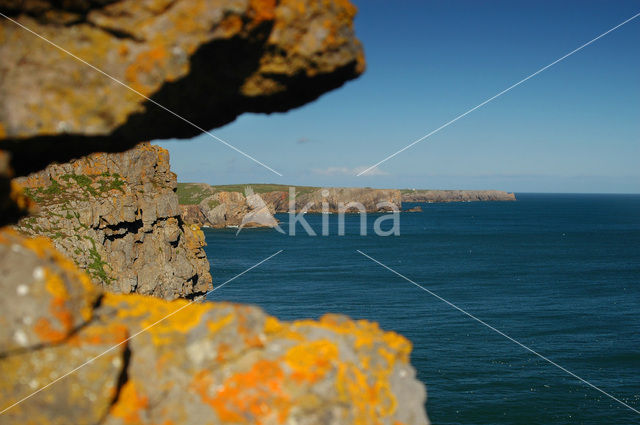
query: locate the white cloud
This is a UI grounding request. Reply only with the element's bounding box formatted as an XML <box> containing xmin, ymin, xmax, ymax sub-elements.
<box><xmin>312</xmin><ymin>166</ymin><xmax>389</xmax><ymax>176</ymax></box>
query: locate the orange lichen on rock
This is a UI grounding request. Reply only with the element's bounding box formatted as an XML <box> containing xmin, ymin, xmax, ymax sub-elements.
<box><xmin>125</xmin><ymin>44</ymin><xmax>169</xmax><ymax>93</ymax></box>
<box><xmin>192</xmin><ymin>360</ymin><xmax>290</xmax><ymax>424</ymax></box>
<box><xmin>68</xmin><ymin>321</ymin><xmax>129</xmax><ymax>347</ymax></box>
<box><xmin>20</xmin><ymin>235</ymin><xmax>98</xmax><ymax>304</ymax></box>
<box><xmin>32</xmin><ymin>271</ymin><xmax>75</xmax><ymax>343</ymax></box>
<box><xmin>235</xmin><ymin>304</ymin><xmax>267</xmax><ymax>348</ymax></box>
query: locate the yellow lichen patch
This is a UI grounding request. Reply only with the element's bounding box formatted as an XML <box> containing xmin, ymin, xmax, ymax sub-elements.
<box><xmin>334</xmin><ymin>0</ymin><xmax>358</xmax><ymax>20</ymax></box>
<box><xmin>110</xmin><ymin>381</ymin><xmax>149</xmax><ymax>424</ymax></box>
<box><xmin>172</xmin><ymin>0</ymin><xmax>206</xmax><ymax>30</ymax></box>
<box><xmin>44</xmin><ymin>268</ymin><xmax>69</xmax><ymax>299</ymax></box>
<box><xmin>186</xmin><ymin>223</ymin><xmax>206</xmax><ymax>247</ymax></box>
<box><xmin>206</xmin><ymin>312</ymin><xmax>234</xmax><ymax>335</ymax></box>
<box><xmin>264</xmin><ymin>316</ymin><xmax>305</xmax><ymax>341</ymax></box>
<box><xmin>334</xmin><ymin>359</ymin><xmax>397</xmax><ymax>424</ymax></box>
<box><xmin>295</xmin><ymin>314</ymin><xmax>412</xmax><ymax>363</ymax></box>
<box><xmin>335</xmin><ymin>362</ymin><xmax>379</xmax><ymax>423</ymax></box>
<box><xmin>285</xmin><ymin>339</ymin><xmax>338</xmax><ymax>383</ymax></box>
<box><xmin>192</xmin><ymin>360</ymin><xmax>290</xmax><ymax>424</ymax></box>
<box><xmin>103</xmin><ymin>293</ymin><xmax>211</xmax><ymax>346</ymax></box>
<box><xmin>68</xmin><ymin>321</ymin><xmax>128</xmax><ymax>347</ymax></box>
<box><xmin>290</xmin><ymin>314</ymin><xmax>409</xmax><ymax>420</ymax></box>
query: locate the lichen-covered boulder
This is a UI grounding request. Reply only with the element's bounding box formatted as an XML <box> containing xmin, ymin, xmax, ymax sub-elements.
<box><xmin>0</xmin><ymin>0</ymin><xmax>365</xmax><ymax>175</ymax></box>
<box><xmin>0</xmin><ymin>229</ymin><xmax>429</xmax><ymax>424</ymax></box>
<box><xmin>0</xmin><ymin>229</ymin><xmax>100</xmax><ymax>352</ymax></box>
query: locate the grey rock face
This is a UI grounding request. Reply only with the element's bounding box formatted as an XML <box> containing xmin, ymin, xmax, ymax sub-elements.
<box><xmin>13</xmin><ymin>142</ymin><xmax>212</xmax><ymax>300</ymax></box>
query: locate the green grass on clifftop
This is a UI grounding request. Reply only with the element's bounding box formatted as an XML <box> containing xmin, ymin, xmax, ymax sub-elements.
<box><xmin>177</xmin><ymin>183</ymin><xmax>319</xmax><ymax>204</ymax></box>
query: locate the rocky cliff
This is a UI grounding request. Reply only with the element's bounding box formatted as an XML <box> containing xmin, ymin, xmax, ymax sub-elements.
<box><xmin>179</xmin><ymin>183</ymin><xmax>402</xmax><ymax>228</ymax></box>
<box><xmin>295</xmin><ymin>187</ymin><xmax>402</xmax><ymax>213</ymax></box>
<box><xmin>177</xmin><ymin>183</ymin><xmax>517</xmax><ymax>228</ymax></box>
<box><xmin>402</xmin><ymin>189</ymin><xmax>516</xmax><ymax>203</ymax></box>
<box><xmin>13</xmin><ymin>142</ymin><xmax>212</xmax><ymax>300</ymax></box>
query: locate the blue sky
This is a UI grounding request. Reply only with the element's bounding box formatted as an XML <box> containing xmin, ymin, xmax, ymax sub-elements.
<box><xmin>156</xmin><ymin>0</ymin><xmax>640</xmax><ymax>193</ymax></box>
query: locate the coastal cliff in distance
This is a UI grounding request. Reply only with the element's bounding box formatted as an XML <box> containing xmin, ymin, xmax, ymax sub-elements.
<box><xmin>177</xmin><ymin>183</ymin><xmax>515</xmax><ymax>228</ymax></box>
<box><xmin>14</xmin><ymin>143</ymin><xmax>212</xmax><ymax>300</ymax></box>
<box><xmin>179</xmin><ymin>183</ymin><xmax>402</xmax><ymax>228</ymax></box>
<box><xmin>402</xmin><ymin>189</ymin><xmax>516</xmax><ymax>203</ymax></box>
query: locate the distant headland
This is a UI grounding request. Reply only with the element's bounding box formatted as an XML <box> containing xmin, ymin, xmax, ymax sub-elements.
<box><xmin>177</xmin><ymin>183</ymin><xmax>516</xmax><ymax>228</ymax></box>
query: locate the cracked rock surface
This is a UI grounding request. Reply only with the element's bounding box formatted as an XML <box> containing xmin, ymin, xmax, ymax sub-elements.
<box><xmin>13</xmin><ymin>142</ymin><xmax>212</xmax><ymax>300</ymax></box>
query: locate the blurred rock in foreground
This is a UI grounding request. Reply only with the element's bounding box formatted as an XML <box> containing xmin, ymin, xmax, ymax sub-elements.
<box><xmin>0</xmin><ymin>0</ymin><xmax>365</xmax><ymax>175</ymax></box>
<box><xmin>0</xmin><ymin>228</ymin><xmax>429</xmax><ymax>425</ymax></box>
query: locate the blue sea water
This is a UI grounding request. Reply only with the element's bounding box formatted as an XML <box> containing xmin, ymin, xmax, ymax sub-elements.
<box><xmin>204</xmin><ymin>193</ymin><xmax>640</xmax><ymax>425</ymax></box>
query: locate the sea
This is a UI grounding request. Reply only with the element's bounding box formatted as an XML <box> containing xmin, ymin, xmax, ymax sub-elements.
<box><xmin>204</xmin><ymin>193</ymin><xmax>640</xmax><ymax>425</ymax></box>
